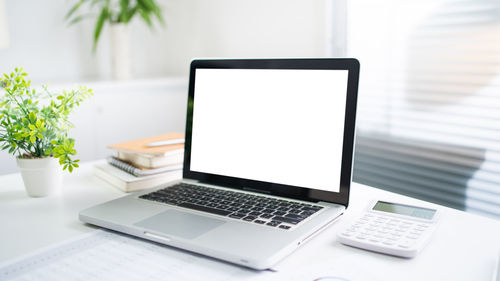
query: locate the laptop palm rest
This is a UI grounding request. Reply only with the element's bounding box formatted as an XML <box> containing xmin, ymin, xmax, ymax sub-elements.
<box><xmin>134</xmin><ymin>209</ymin><xmax>226</xmax><ymax>240</ymax></box>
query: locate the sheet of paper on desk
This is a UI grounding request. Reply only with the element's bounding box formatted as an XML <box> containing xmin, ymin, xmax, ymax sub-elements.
<box><xmin>0</xmin><ymin>230</ymin><xmax>271</xmax><ymax>281</ymax></box>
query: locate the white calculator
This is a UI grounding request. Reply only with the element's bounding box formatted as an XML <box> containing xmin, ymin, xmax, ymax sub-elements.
<box><xmin>337</xmin><ymin>200</ymin><xmax>439</xmax><ymax>258</ymax></box>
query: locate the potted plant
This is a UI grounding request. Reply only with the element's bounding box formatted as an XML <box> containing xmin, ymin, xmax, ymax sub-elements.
<box><xmin>0</xmin><ymin>68</ymin><xmax>92</xmax><ymax>197</ymax></box>
<box><xmin>65</xmin><ymin>0</ymin><xmax>165</xmax><ymax>80</ymax></box>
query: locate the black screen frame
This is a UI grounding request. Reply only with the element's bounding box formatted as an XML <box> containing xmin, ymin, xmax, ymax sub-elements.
<box><xmin>182</xmin><ymin>58</ymin><xmax>359</xmax><ymax>208</ymax></box>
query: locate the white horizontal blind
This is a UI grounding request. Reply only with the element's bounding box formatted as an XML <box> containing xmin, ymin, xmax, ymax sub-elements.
<box><xmin>347</xmin><ymin>0</ymin><xmax>500</xmax><ymax>219</ymax></box>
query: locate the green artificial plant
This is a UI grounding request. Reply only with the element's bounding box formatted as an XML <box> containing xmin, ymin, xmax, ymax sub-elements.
<box><xmin>0</xmin><ymin>68</ymin><xmax>93</xmax><ymax>172</ymax></box>
<box><xmin>65</xmin><ymin>0</ymin><xmax>164</xmax><ymax>52</ymax></box>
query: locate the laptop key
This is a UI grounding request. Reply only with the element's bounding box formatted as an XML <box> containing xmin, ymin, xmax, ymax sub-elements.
<box><xmin>228</xmin><ymin>213</ymin><xmax>246</xmax><ymax>219</ymax></box>
<box><xmin>284</xmin><ymin>213</ymin><xmax>304</xmax><ymax>220</ymax></box>
<box><xmin>272</xmin><ymin>216</ymin><xmax>301</xmax><ymax>225</ymax></box>
<box><xmin>302</xmin><ymin>207</ymin><xmax>321</xmax><ymax>212</ymax></box>
<box><xmin>279</xmin><ymin>225</ymin><xmax>291</xmax><ymax>230</ymax></box>
<box><xmin>243</xmin><ymin>216</ymin><xmax>257</xmax><ymax>222</ymax></box>
<box><xmin>273</xmin><ymin>211</ymin><xmax>286</xmax><ymax>216</ymax></box>
<box><xmin>260</xmin><ymin>214</ymin><xmax>274</xmax><ymax>219</ymax></box>
<box><xmin>267</xmin><ymin>221</ymin><xmax>281</xmax><ymax>227</ymax></box>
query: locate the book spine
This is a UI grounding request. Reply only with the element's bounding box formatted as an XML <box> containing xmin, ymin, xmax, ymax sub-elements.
<box><xmin>106</xmin><ymin>157</ymin><xmax>139</xmax><ymax>177</ymax></box>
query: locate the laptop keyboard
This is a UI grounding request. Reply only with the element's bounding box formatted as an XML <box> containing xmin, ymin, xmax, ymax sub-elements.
<box><xmin>138</xmin><ymin>183</ymin><xmax>324</xmax><ymax>230</ymax></box>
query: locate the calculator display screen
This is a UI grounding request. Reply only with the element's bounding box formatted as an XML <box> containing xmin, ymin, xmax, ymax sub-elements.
<box><xmin>373</xmin><ymin>201</ymin><xmax>436</xmax><ymax>220</ymax></box>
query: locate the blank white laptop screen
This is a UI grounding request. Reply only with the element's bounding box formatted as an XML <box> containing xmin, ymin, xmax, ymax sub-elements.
<box><xmin>190</xmin><ymin>68</ymin><xmax>348</xmax><ymax>193</ymax></box>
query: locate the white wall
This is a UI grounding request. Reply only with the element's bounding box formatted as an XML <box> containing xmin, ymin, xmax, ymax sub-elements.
<box><xmin>0</xmin><ymin>0</ymin><xmax>329</xmax><ymax>174</ymax></box>
<box><xmin>0</xmin><ymin>0</ymin><xmax>328</xmax><ymax>83</ymax></box>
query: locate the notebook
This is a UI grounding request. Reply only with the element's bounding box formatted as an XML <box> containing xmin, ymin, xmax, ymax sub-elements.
<box><xmin>79</xmin><ymin>58</ymin><xmax>360</xmax><ymax>270</ymax></box>
<box><xmin>93</xmin><ymin>162</ymin><xmax>182</xmax><ymax>192</ymax></box>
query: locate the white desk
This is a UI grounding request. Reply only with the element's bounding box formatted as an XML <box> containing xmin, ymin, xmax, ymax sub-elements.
<box><xmin>1</xmin><ymin>161</ymin><xmax>499</xmax><ymax>280</ymax></box>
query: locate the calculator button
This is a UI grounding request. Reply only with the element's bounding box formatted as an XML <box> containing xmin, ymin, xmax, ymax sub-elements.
<box><xmin>382</xmin><ymin>240</ymin><xmax>395</xmax><ymax>246</ymax></box>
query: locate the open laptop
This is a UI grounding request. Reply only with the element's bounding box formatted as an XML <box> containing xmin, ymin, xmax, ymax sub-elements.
<box><xmin>79</xmin><ymin>58</ymin><xmax>360</xmax><ymax>270</ymax></box>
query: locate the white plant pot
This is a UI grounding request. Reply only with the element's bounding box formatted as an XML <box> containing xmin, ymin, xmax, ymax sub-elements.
<box><xmin>16</xmin><ymin>157</ymin><xmax>62</xmax><ymax>197</ymax></box>
<box><xmin>110</xmin><ymin>24</ymin><xmax>132</xmax><ymax>80</ymax></box>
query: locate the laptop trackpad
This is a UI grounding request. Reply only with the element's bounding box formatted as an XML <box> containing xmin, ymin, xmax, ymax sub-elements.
<box><xmin>134</xmin><ymin>209</ymin><xmax>226</xmax><ymax>239</ymax></box>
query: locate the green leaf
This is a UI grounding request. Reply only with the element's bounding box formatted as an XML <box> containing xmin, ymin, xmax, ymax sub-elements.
<box><xmin>93</xmin><ymin>6</ymin><xmax>109</xmax><ymax>52</ymax></box>
<box><xmin>29</xmin><ymin>135</ymin><xmax>36</xmax><ymax>143</ymax></box>
<box><xmin>65</xmin><ymin>0</ymin><xmax>86</xmax><ymax>20</ymax></box>
<box><xmin>126</xmin><ymin>6</ymin><xmax>138</xmax><ymax>22</ymax></box>
<box><xmin>29</xmin><ymin>111</ymin><xmax>36</xmax><ymax>122</ymax></box>
<box><xmin>119</xmin><ymin>0</ymin><xmax>130</xmax><ymax>22</ymax></box>
<box><xmin>139</xmin><ymin>9</ymin><xmax>152</xmax><ymax>27</ymax></box>
<box><xmin>68</xmin><ymin>165</ymin><xmax>74</xmax><ymax>172</ymax></box>
<box><xmin>28</xmin><ymin>124</ymin><xmax>35</xmax><ymax>130</ymax></box>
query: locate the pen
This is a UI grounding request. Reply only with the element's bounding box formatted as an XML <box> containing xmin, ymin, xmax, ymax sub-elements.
<box><xmin>146</xmin><ymin>138</ymin><xmax>185</xmax><ymax>147</ymax></box>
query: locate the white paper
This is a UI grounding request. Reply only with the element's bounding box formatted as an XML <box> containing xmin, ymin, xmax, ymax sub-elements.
<box><xmin>0</xmin><ymin>230</ymin><xmax>273</xmax><ymax>281</ymax></box>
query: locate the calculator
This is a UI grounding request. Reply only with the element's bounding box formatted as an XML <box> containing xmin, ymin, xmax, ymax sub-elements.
<box><xmin>337</xmin><ymin>200</ymin><xmax>439</xmax><ymax>258</ymax></box>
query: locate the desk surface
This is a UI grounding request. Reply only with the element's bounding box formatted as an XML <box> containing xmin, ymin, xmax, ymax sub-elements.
<box><xmin>1</xmin><ymin>161</ymin><xmax>499</xmax><ymax>280</ymax></box>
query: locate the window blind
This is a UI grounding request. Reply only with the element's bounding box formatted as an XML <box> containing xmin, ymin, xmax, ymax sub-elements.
<box><xmin>346</xmin><ymin>0</ymin><xmax>500</xmax><ymax>219</ymax></box>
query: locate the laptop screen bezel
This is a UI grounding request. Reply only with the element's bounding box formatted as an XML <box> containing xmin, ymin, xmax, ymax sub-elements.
<box><xmin>182</xmin><ymin>59</ymin><xmax>359</xmax><ymax>207</ymax></box>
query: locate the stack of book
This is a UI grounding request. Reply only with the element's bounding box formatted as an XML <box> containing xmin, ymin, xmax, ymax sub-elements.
<box><xmin>94</xmin><ymin>132</ymin><xmax>185</xmax><ymax>192</ymax></box>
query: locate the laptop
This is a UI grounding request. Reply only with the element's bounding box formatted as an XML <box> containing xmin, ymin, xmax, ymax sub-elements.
<box><xmin>79</xmin><ymin>58</ymin><xmax>360</xmax><ymax>270</ymax></box>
